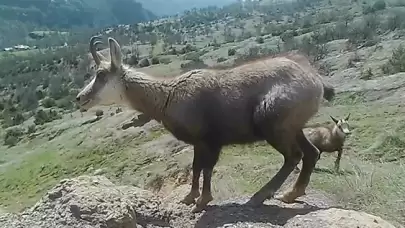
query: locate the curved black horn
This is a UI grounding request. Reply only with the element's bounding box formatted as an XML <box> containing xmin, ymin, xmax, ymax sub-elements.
<box><xmin>345</xmin><ymin>113</ymin><xmax>351</xmax><ymax>121</ymax></box>
<box><xmin>89</xmin><ymin>36</ymin><xmax>103</xmax><ymax>65</ymax></box>
<box><xmin>330</xmin><ymin>115</ymin><xmax>338</xmax><ymax>124</ymax></box>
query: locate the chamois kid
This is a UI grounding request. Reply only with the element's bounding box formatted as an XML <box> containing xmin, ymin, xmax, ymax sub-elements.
<box><xmin>295</xmin><ymin>114</ymin><xmax>351</xmax><ymax>173</ymax></box>
<box><xmin>75</xmin><ymin>36</ymin><xmax>335</xmax><ymax>213</ymax></box>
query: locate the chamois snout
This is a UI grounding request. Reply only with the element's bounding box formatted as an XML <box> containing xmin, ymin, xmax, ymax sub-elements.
<box><xmin>341</xmin><ymin>125</ymin><xmax>351</xmax><ymax>135</ymax></box>
<box><xmin>330</xmin><ymin>114</ymin><xmax>352</xmax><ymax>136</ymax></box>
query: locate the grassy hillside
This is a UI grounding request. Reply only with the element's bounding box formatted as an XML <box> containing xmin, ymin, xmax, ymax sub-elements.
<box><xmin>138</xmin><ymin>0</ymin><xmax>236</xmax><ymax>16</ymax></box>
<box><xmin>0</xmin><ymin>0</ymin><xmax>156</xmax><ymax>48</ymax></box>
<box><xmin>0</xmin><ymin>0</ymin><xmax>405</xmax><ymax>226</ymax></box>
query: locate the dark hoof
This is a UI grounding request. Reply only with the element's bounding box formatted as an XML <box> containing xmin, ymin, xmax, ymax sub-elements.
<box><xmin>245</xmin><ymin>198</ymin><xmax>264</xmax><ymax>207</ymax></box>
<box><xmin>191</xmin><ymin>205</ymin><xmax>206</xmax><ymax>213</ymax></box>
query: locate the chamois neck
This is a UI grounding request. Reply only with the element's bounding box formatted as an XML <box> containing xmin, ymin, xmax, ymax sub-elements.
<box><xmin>332</xmin><ymin>125</ymin><xmax>346</xmax><ymax>140</ymax></box>
<box><xmin>122</xmin><ymin>67</ymin><xmax>170</xmax><ymax>121</ymax></box>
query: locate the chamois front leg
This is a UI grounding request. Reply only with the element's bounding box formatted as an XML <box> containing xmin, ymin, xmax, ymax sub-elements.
<box><xmin>191</xmin><ymin>143</ymin><xmax>221</xmax><ymax>213</ymax></box>
<box><xmin>181</xmin><ymin>147</ymin><xmax>202</xmax><ymax>205</ymax></box>
<box><xmin>192</xmin><ymin>168</ymin><xmax>215</xmax><ymax>212</ymax></box>
<box><xmin>334</xmin><ymin>149</ymin><xmax>343</xmax><ymax>173</ymax></box>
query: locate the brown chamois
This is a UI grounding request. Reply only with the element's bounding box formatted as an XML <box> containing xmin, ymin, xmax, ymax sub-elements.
<box><xmin>294</xmin><ymin>114</ymin><xmax>351</xmax><ymax>173</ymax></box>
<box><xmin>75</xmin><ymin>36</ymin><xmax>335</xmax><ymax>213</ymax></box>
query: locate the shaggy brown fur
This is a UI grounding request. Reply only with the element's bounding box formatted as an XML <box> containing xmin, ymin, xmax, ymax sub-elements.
<box><xmin>76</xmin><ymin>36</ymin><xmax>336</xmax><ymax>213</ymax></box>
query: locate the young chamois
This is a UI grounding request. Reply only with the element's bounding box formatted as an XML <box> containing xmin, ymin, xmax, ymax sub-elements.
<box><xmin>75</xmin><ymin>36</ymin><xmax>335</xmax><ymax>213</ymax></box>
<box><xmin>294</xmin><ymin>114</ymin><xmax>351</xmax><ymax>173</ymax></box>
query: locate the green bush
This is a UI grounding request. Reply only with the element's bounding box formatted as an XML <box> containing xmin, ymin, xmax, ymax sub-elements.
<box><xmin>256</xmin><ymin>36</ymin><xmax>264</xmax><ymax>44</ymax></box>
<box><xmin>95</xmin><ymin>109</ymin><xmax>104</xmax><ymax>117</ymax></box>
<box><xmin>380</xmin><ymin>45</ymin><xmax>405</xmax><ymax>75</ymax></box>
<box><xmin>126</xmin><ymin>55</ymin><xmax>139</xmax><ymax>66</ymax></box>
<box><xmin>12</xmin><ymin>113</ymin><xmax>25</xmax><ymax>126</ymax></box>
<box><xmin>42</xmin><ymin>97</ymin><xmax>56</xmax><ymax>108</ymax></box>
<box><xmin>27</xmin><ymin>124</ymin><xmax>36</xmax><ymax>134</ymax></box>
<box><xmin>217</xmin><ymin>57</ymin><xmax>227</xmax><ymax>63</ymax></box>
<box><xmin>228</xmin><ymin>48</ymin><xmax>236</xmax><ymax>56</ymax></box>
<box><xmin>151</xmin><ymin>56</ymin><xmax>160</xmax><ymax>65</ymax></box>
<box><xmin>34</xmin><ymin>109</ymin><xmax>61</xmax><ymax>125</ymax></box>
<box><xmin>360</xmin><ymin>68</ymin><xmax>373</xmax><ymax>80</ymax></box>
<box><xmin>138</xmin><ymin>58</ymin><xmax>150</xmax><ymax>68</ymax></box>
<box><xmin>4</xmin><ymin>127</ymin><xmax>25</xmax><ymax>147</ymax></box>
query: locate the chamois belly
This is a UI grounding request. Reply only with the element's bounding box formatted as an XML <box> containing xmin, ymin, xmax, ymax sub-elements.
<box><xmin>164</xmin><ymin>97</ymin><xmax>263</xmax><ymax>146</ymax></box>
<box><xmin>317</xmin><ymin>142</ymin><xmax>342</xmax><ymax>153</ymax></box>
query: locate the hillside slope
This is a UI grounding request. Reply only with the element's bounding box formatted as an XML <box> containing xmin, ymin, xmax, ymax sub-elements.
<box><xmin>0</xmin><ymin>0</ymin><xmax>155</xmax><ymax>48</ymax></box>
<box><xmin>139</xmin><ymin>0</ymin><xmax>236</xmax><ymax>16</ymax></box>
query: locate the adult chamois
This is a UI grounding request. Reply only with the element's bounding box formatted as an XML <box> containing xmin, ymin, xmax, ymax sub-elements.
<box><xmin>75</xmin><ymin>36</ymin><xmax>335</xmax><ymax>213</ymax></box>
<box><xmin>295</xmin><ymin>114</ymin><xmax>352</xmax><ymax>173</ymax></box>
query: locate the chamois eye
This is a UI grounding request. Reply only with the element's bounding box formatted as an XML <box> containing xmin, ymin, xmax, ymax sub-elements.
<box><xmin>97</xmin><ymin>72</ymin><xmax>107</xmax><ymax>81</ymax></box>
<box><xmin>84</xmin><ymin>73</ymin><xmax>91</xmax><ymax>80</ymax></box>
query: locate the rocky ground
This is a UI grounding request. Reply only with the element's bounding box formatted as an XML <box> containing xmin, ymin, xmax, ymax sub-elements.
<box><xmin>0</xmin><ymin>175</ymin><xmax>399</xmax><ymax>228</ymax></box>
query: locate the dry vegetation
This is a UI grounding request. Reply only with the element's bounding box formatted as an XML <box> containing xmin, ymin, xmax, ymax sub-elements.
<box><xmin>0</xmin><ymin>0</ymin><xmax>405</xmax><ymax>226</ymax></box>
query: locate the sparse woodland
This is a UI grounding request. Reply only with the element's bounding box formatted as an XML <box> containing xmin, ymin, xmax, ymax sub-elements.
<box><xmin>1</xmin><ymin>0</ymin><xmax>405</xmax><ymax>226</ymax></box>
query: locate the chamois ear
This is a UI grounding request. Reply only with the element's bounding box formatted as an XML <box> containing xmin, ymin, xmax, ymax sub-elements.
<box><xmin>345</xmin><ymin>113</ymin><xmax>351</xmax><ymax>121</ymax></box>
<box><xmin>330</xmin><ymin>115</ymin><xmax>338</xmax><ymax>124</ymax></box>
<box><xmin>108</xmin><ymin>37</ymin><xmax>122</xmax><ymax>69</ymax></box>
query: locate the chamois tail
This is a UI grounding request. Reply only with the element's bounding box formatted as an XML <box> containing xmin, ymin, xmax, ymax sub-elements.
<box><xmin>322</xmin><ymin>81</ymin><xmax>335</xmax><ymax>101</ymax></box>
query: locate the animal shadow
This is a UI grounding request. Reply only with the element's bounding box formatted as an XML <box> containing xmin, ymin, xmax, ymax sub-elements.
<box><xmin>194</xmin><ymin>200</ymin><xmax>322</xmax><ymax>228</ymax></box>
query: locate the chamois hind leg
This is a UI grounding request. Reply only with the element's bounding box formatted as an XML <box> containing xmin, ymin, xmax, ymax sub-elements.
<box><xmin>278</xmin><ymin>129</ymin><xmax>319</xmax><ymax>203</ymax></box>
<box><xmin>293</xmin><ymin>149</ymin><xmax>322</xmax><ymax>174</ymax></box>
<box><xmin>180</xmin><ymin>146</ymin><xmax>202</xmax><ymax>205</ymax></box>
<box><xmin>247</xmin><ymin>131</ymin><xmax>302</xmax><ymax>206</ymax></box>
<box><xmin>191</xmin><ymin>143</ymin><xmax>221</xmax><ymax>213</ymax></box>
<box><xmin>334</xmin><ymin>149</ymin><xmax>342</xmax><ymax>172</ymax></box>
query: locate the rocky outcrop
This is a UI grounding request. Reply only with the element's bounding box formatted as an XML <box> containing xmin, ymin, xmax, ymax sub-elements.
<box><xmin>0</xmin><ymin>176</ymin><xmax>171</xmax><ymax>228</ymax></box>
<box><xmin>0</xmin><ymin>175</ymin><xmax>399</xmax><ymax>228</ymax></box>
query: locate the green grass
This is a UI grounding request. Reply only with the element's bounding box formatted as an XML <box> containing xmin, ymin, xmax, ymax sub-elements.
<box><xmin>215</xmin><ymin>141</ymin><xmax>405</xmax><ymax>225</ymax></box>
<box><xmin>0</xmin><ymin>149</ymin><xmax>108</xmax><ymax>211</ymax></box>
<box><xmin>0</xmin><ymin>125</ymin><xmax>167</xmax><ymax>212</ymax></box>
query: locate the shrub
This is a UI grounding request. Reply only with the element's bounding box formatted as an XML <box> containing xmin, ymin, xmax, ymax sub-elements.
<box><xmin>138</xmin><ymin>58</ymin><xmax>150</xmax><ymax>68</ymax></box>
<box><xmin>95</xmin><ymin>109</ymin><xmax>104</xmax><ymax>117</ymax></box>
<box><xmin>34</xmin><ymin>109</ymin><xmax>61</xmax><ymax>125</ymax></box>
<box><xmin>56</xmin><ymin>98</ymin><xmax>73</xmax><ymax>110</ymax></box>
<box><xmin>183</xmin><ymin>52</ymin><xmax>200</xmax><ymax>61</ymax></box>
<box><xmin>217</xmin><ymin>57</ymin><xmax>227</xmax><ymax>63</ymax></box>
<box><xmin>4</xmin><ymin>127</ymin><xmax>24</xmax><ymax>147</ymax></box>
<box><xmin>256</xmin><ymin>36</ymin><xmax>264</xmax><ymax>44</ymax></box>
<box><xmin>27</xmin><ymin>124</ymin><xmax>36</xmax><ymax>134</ymax></box>
<box><xmin>380</xmin><ymin>45</ymin><xmax>405</xmax><ymax>75</ymax></box>
<box><xmin>42</xmin><ymin>97</ymin><xmax>56</xmax><ymax>108</ymax></box>
<box><xmin>151</xmin><ymin>56</ymin><xmax>160</xmax><ymax>65</ymax></box>
<box><xmin>126</xmin><ymin>55</ymin><xmax>139</xmax><ymax>66</ymax></box>
<box><xmin>12</xmin><ymin>113</ymin><xmax>25</xmax><ymax>126</ymax></box>
<box><xmin>180</xmin><ymin>59</ymin><xmax>208</xmax><ymax>72</ymax></box>
<box><xmin>360</xmin><ymin>68</ymin><xmax>373</xmax><ymax>80</ymax></box>
<box><xmin>228</xmin><ymin>48</ymin><xmax>236</xmax><ymax>56</ymax></box>
<box><xmin>168</xmin><ymin>48</ymin><xmax>177</xmax><ymax>55</ymax></box>
<box><xmin>178</xmin><ymin>44</ymin><xmax>197</xmax><ymax>54</ymax></box>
